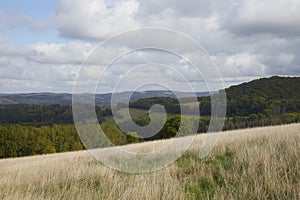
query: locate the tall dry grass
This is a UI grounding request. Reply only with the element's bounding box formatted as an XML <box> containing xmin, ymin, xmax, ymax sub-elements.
<box><xmin>0</xmin><ymin>123</ymin><xmax>299</xmax><ymax>199</ymax></box>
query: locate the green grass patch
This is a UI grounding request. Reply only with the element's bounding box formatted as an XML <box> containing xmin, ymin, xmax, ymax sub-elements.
<box><xmin>176</xmin><ymin>149</ymin><xmax>235</xmax><ymax>199</ymax></box>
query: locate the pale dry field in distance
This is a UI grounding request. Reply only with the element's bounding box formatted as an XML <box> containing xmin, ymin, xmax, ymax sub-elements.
<box><xmin>0</xmin><ymin>124</ymin><xmax>299</xmax><ymax>199</ymax></box>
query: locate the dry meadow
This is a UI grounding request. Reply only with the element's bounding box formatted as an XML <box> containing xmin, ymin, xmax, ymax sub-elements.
<box><xmin>0</xmin><ymin>124</ymin><xmax>299</xmax><ymax>199</ymax></box>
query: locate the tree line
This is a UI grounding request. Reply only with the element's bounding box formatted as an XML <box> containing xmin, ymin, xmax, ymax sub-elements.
<box><xmin>0</xmin><ymin>104</ymin><xmax>112</xmax><ymax>126</ymax></box>
<box><xmin>0</xmin><ymin>123</ymin><xmax>140</xmax><ymax>159</ymax></box>
<box><xmin>129</xmin><ymin>96</ymin><xmax>300</xmax><ymax>117</ymax></box>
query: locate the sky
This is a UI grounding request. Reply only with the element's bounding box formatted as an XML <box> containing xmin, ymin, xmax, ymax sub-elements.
<box><xmin>0</xmin><ymin>0</ymin><xmax>299</xmax><ymax>93</ymax></box>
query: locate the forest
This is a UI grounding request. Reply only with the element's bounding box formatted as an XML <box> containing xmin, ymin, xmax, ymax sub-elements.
<box><xmin>130</xmin><ymin>77</ymin><xmax>300</xmax><ymax>116</ymax></box>
<box><xmin>0</xmin><ymin>104</ymin><xmax>112</xmax><ymax>126</ymax></box>
<box><xmin>0</xmin><ymin>123</ymin><xmax>141</xmax><ymax>158</ymax></box>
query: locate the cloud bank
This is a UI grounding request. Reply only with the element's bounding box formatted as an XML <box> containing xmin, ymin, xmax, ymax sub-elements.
<box><xmin>0</xmin><ymin>0</ymin><xmax>299</xmax><ymax>93</ymax></box>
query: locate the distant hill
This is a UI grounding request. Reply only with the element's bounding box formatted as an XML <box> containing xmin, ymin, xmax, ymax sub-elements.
<box><xmin>0</xmin><ymin>91</ymin><xmax>210</xmax><ymax>106</ymax></box>
<box><xmin>128</xmin><ymin>76</ymin><xmax>300</xmax><ymax>117</ymax></box>
<box><xmin>0</xmin><ymin>93</ymin><xmax>72</xmax><ymax>105</ymax></box>
<box><xmin>1</xmin><ymin>76</ymin><xmax>298</xmax><ymax>109</ymax></box>
<box><xmin>223</xmin><ymin>76</ymin><xmax>300</xmax><ymax>116</ymax></box>
<box><xmin>225</xmin><ymin>76</ymin><xmax>300</xmax><ymax>101</ymax></box>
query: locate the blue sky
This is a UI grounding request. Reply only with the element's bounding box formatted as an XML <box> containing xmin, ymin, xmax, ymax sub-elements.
<box><xmin>1</xmin><ymin>0</ymin><xmax>55</xmax><ymax>17</ymax></box>
<box><xmin>0</xmin><ymin>0</ymin><xmax>65</xmax><ymax>45</ymax></box>
<box><xmin>0</xmin><ymin>0</ymin><xmax>299</xmax><ymax>93</ymax></box>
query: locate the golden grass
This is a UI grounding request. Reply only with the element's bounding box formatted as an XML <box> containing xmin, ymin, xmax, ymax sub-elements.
<box><xmin>0</xmin><ymin>124</ymin><xmax>299</xmax><ymax>199</ymax></box>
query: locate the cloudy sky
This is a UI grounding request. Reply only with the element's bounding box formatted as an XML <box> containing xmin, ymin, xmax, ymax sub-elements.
<box><xmin>0</xmin><ymin>0</ymin><xmax>299</xmax><ymax>93</ymax></box>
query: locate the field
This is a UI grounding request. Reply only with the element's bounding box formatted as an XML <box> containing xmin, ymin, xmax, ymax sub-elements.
<box><xmin>0</xmin><ymin>124</ymin><xmax>299</xmax><ymax>199</ymax></box>
<box><xmin>102</xmin><ymin>107</ymin><xmax>202</xmax><ymax>125</ymax></box>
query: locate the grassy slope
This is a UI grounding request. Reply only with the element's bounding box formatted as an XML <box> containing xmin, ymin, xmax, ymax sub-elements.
<box><xmin>0</xmin><ymin>124</ymin><xmax>299</xmax><ymax>199</ymax></box>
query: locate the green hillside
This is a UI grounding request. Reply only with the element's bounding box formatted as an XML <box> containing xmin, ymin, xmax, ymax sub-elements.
<box><xmin>129</xmin><ymin>76</ymin><xmax>300</xmax><ymax>116</ymax></box>
<box><xmin>224</xmin><ymin>76</ymin><xmax>300</xmax><ymax>116</ymax></box>
<box><xmin>226</xmin><ymin>76</ymin><xmax>300</xmax><ymax>100</ymax></box>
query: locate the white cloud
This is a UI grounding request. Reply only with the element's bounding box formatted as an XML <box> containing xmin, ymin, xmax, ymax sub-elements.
<box><xmin>0</xmin><ymin>57</ymin><xmax>10</xmax><ymax>66</ymax></box>
<box><xmin>213</xmin><ymin>53</ymin><xmax>266</xmax><ymax>77</ymax></box>
<box><xmin>259</xmin><ymin>53</ymin><xmax>295</xmax><ymax>75</ymax></box>
<box><xmin>1</xmin><ymin>0</ymin><xmax>300</xmax><ymax>93</ymax></box>
<box><xmin>29</xmin><ymin>41</ymin><xmax>94</xmax><ymax>64</ymax></box>
<box><xmin>225</xmin><ymin>0</ymin><xmax>300</xmax><ymax>35</ymax></box>
<box><xmin>55</xmin><ymin>0</ymin><xmax>224</xmax><ymax>41</ymax></box>
<box><xmin>56</xmin><ymin>0</ymin><xmax>140</xmax><ymax>40</ymax></box>
<box><xmin>0</xmin><ymin>12</ymin><xmax>50</xmax><ymax>33</ymax></box>
<box><xmin>0</xmin><ymin>45</ymin><xmax>36</xmax><ymax>57</ymax></box>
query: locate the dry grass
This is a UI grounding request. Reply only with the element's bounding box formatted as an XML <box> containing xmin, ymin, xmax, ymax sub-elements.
<box><xmin>0</xmin><ymin>124</ymin><xmax>299</xmax><ymax>199</ymax></box>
